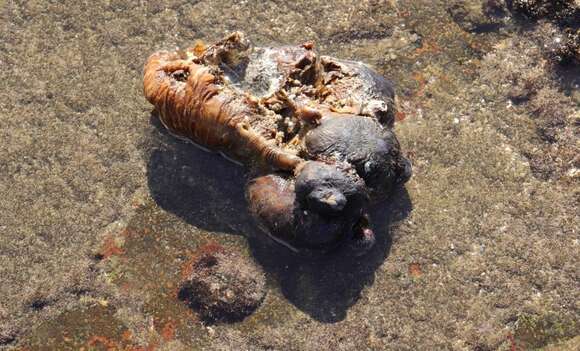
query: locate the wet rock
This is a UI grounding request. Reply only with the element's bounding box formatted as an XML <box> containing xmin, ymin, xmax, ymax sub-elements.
<box><xmin>520</xmin><ymin>22</ymin><xmax>580</xmax><ymax>67</ymax></box>
<box><xmin>507</xmin><ymin>0</ymin><xmax>580</xmax><ymax>26</ymax></box>
<box><xmin>447</xmin><ymin>0</ymin><xmax>508</xmax><ymax>33</ymax></box>
<box><xmin>0</xmin><ymin>329</ymin><xmax>16</xmax><ymax>347</ymax></box>
<box><xmin>536</xmin><ymin>114</ymin><xmax>566</xmax><ymax>144</ymax></box>
<box><xmin>545</xmin><ymin>27</ymin><xmax>580</xmax><ymax>65</ymax></box>
<box><xmin>499</xmin><ymin>0</ymin><xmax>580</xmax><ymax>66</ymax></box>
<box><xmin>178</xmin><ymin>243</ymin><xmax>266</xmax><ymax>323</ymax></box>
<box><xmin>448</xmin><ymin>0</ymin><xmax>580</xmax><ymax>59</ymax></box>
<box><xmin>479</xmin><ymin>27</ymin><xmax>579</xmax><ymax>181</ymax></box>
<box><xmin>0</xmin><ymin>312</ymin><xmax>17</xmax><ymax>346</ymax></box>
<box><xmin>513</xmin><ymin>312</ymin><xmax>579</xmax><ymax>349</ymax></box>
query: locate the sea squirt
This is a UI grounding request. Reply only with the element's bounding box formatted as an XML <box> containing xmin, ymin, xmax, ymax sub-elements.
<box><xmin>143</xmin><ymin>32</ymin><xmax>411</xmax><ymax>255</ymax></box>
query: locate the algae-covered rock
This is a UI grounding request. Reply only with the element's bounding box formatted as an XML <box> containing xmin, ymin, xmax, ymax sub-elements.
<box><xmin>178</xmin><ymin>243</ymin><xmax>266</xmax><ymax>323</ymax></box>
<box><xmin>447</xmin><ymin>0</ymin><xmax>508</xmax><ymax>33</ymax></box>
<box><xmin>508</xmin><ymin>0</ymin><xmax>579</xmax><ymax>25</ymax></box>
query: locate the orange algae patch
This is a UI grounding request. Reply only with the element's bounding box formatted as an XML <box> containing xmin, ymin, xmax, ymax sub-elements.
<box><xmin>408</xmin><ymin>263</ymin><xmax>422</xmax><ymax>278</ymax></box>
<box><xmin>100</xmin><ymin>236</ymin><xmax>124</xmax><ymax>259</ymax></box>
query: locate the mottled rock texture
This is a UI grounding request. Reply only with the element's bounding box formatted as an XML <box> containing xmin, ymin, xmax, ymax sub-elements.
<box><xmin>178</xmin><ymin>243</ymin><xmax>266</xmax><ymax>323</ymax></box>
<box><xmin>1</xmin><ymin>1</ymin><xmax>578</xmax><ymax>350</ymax></box>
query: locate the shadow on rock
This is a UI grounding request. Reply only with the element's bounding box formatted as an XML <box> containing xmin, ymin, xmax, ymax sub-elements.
<box><xmin>147</xmin><ymin>114</ymin><xmax>413</xmax><ymax>323</ymax></box>
<box><xmin>147</xmin><ymin>114</ymin><xmax>255</xmax><ymax>236</ymax></box>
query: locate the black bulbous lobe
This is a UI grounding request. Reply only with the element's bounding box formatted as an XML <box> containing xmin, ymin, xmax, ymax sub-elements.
<box><xmin>305</xmin><ymin>115</ymin><xmax>411</xmax><ymax>195</ymax></box>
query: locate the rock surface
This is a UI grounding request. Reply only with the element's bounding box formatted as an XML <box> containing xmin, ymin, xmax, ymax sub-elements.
<box><xmin>178</xmin><ymin>243</ymin><xmax>266</xmax><ymax>323</ymax></box>
<box><xmin>1</xmin><ymin>1</ymin><xmax>578</xmax><ymax>350</ymax></box>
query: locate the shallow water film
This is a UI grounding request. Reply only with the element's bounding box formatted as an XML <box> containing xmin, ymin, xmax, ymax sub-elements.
<box><xmin>0</xmin><ymin>1</ymin><xmax>578</xmax><ymax>350</ymax></box>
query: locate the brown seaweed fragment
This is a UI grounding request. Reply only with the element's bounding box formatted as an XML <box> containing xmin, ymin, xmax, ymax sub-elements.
<box><xmin>143</xmin><ymin>34</ymin><xmax>303</xmax><ymax>172</ymax></box>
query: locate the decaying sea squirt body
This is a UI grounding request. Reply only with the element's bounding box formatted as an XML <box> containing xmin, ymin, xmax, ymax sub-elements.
<box><xmin>305</xmin><ymin>114</ymin><xmax>412</xmax><ymax>198</ymax></box>
<box><xmin>227</xmin><ymin>39</ymin><xmax>411</xmax><ymax>196</ymax></box>
<box><xmin>317</xmin><ymin>56</ymin><xmax>399</xmax><ymax>127</ymax></box>
<box><xmin>143</xmin><ymin>32</ymin><xmax>411</xmax><ymax>255</ymax></box>
<box><xmin>246</xmin><ymin>161</ymin><xmax>373</xmax><ymax>254</ymax></box>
